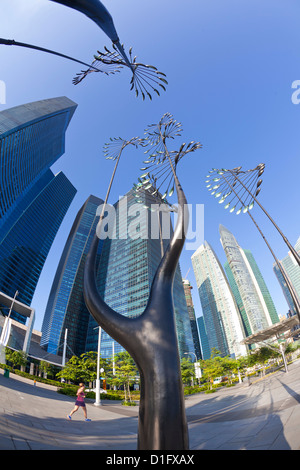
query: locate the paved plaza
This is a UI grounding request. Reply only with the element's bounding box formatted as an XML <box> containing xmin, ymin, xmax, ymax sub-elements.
<box><xmin>1</xmin><ymin>360</ymin><xmax>300</xmax><ymax>451</ymax></box>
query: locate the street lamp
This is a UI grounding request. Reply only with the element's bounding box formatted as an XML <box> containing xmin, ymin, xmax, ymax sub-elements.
<box><xmin>94</xmin><ymin>326</ymin><xmax>102</xmax><ymax>406</ymax></box>
<box><xmin>184</xmin><ymin>352</ymin><xmax>201</xmax><ymax>385</ymax></box>
<box><xmin>205</xmin><ymin>165</ymin><xmax>300</xmax><ymax>322</ymax></box>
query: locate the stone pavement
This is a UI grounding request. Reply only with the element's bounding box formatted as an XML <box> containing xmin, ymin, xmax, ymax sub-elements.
<box><xmin>1</xmin><ymin>360</ymin><xmax>300</xmax><ymax>451</ymax></box>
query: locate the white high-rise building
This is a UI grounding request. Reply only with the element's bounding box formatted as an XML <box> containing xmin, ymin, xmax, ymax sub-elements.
<box><xmin>273</xmin><ymin>236</ymin><xmax>300</xmax><ymax>316</ymax></box>
<box><xmin>191</xmin><ymin>241</ymin><xmax>247</xmax><ymax>358</ymax></box>
<box><xmin>219</xmin><ymin>224</ymin><xmax>274</xmax><ymax>334</ymax></box>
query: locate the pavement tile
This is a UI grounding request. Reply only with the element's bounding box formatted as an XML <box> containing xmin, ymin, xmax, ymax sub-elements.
<box><xmin>1</xmin><ymin>361</ymin><xmax>300</xmax><ymax>450</ymax></box>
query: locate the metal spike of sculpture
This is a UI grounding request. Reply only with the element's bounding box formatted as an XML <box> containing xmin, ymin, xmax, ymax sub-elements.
<box><xmin>0</xmin><ymin>0</ymin><xmax>167</xmax><ymax>99</ymax></box>
<box><xmin>206</xmin><ymin>165</ymin><xmax>300</xmax><ymax>322</ymax></box>
<box><xmin>83</xmin><ymin>114</ymin><xmax>202</xmax><ymax>450</ymax></box>
<box><xmin>0</xmin><ymin>37</ymin><xmax>104</xmax><ymax>73</ymax></box>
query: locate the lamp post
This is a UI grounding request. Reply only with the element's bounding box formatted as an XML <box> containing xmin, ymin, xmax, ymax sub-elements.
<box><xmin>94</xmin><ymin>326</ymin><xmax>102</xmax><ymax>406</ymax></box>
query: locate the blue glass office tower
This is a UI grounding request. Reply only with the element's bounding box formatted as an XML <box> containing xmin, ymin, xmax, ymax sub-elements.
<box><xmin>41</xmin><ymin>195</ymin><xmax>103</xmax><ymax>355</ymax></box>
<box><xmin>42</xmin><ymin>187</ymin><xmax>195</xmax><ymax>360</ymax></box>
<box><xmin>0</xmin><ymin>96</ymin><xmax>77</xmax><ymax>224</ymax></box>
<box><xmin>0</xmin><ymin>97</ymin><xmax>77</xmax><ymax>322</ymax></box>
<box><xmin>86</xmin><ymin>187</ymin><xmax>195</xmax><ymax>360</ymax></box>
<box><xmin>196</xmin><ymin>316</ymin><xmax>210</xmax><ymax>360</ymax></box>
<box><xmin>0</xmin><ymin>170</ymin><xmax>76</xmax><ymax>323</ymax></box>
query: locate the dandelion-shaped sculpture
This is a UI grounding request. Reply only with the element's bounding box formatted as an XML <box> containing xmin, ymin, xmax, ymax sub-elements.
<box><xmin>96</xmin><ymin>136</ymin><xmax>146</xmax><ymax>234</ymax></box>
<box><xmin>206</xmin><ymin>164</ymin><xmax>300</xmax><ymax>321</ymax></box>
<box><xmin>54</xmin><ymin>0</ymin><xmax>168</xmax><ymax>98</ymax></box>
<box><xmin>206</xmin><ymin>164</ymin><xmax>300</xmax><ymax>267</ymax></box>
<box><xmin>1</xmin><ymin>0</ymin><xmax>167</xmax><ymax>99</ymax></box>
<box><xmin>205</xmin><ymin>164</ymin><xmax>265</xmax><ymax>214</ymax></box>
<box><xmin>73</xmin><ymin>44</ymin><xmax>168</xmax><ymax>100</ymax></box>
<box><xmin>140</xmin><ymin>112</ymin><xmax>202</xmax><ymax>197</ymax></box>
<box><xmin>84</xmin><ymin>113</ymin><xmax>202</xmax><ymax>450</ymax></box>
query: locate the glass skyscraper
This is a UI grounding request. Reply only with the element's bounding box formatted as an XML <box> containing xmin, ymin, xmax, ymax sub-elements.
<box><xmin>273</xmin><ymin>236</ymin><xmax>300</xmax><ymax>316</ymax></box>
<box><xmin>0</xmin><ymin>96</ymin><xmax>77</xmax><ymax>225</ymax></box>
<box><xmin>220</xmin><ymin>225</ymin><xmax>279</xmax><ymax>335</ymax></box>
<box><xmin>196</xmin><ymin>316</ymin><xmax>210</xmax><ymax>360</ymax></box>
<box><xmin>42</xmin><ymin>187</ymin><xmax>195</xmax><ymax>360</ymax></box>
<box><xmin>182</xmin><ymin>279</ymin><xmax>202</xmax><ymax>360</ymax></box>
<box><xmin>41</xmin><ymin>195</ymin><xmax>103</xmax><ymax>355</ymax></box>
<box><xmin>87</xmin><ymin>187</ymin><xmax>195</xmax><ymax>360</ymax></box>
<box><xmin>0</xmin><ymin>170</ymin><xmax>76</xmax><ymax>323</ymax></box>
<box><xmin>0</xmin><ymin>97</ymin><xmax>77</xmax><ymax>323</ymax></box>
<box><xmin>191</xmin><ymin>241</ymin><xmax>247</xmax><ymax>358</ymax></box>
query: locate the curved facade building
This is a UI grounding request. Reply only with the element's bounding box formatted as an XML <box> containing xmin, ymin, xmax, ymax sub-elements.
<box><xmin>41</xmin><ymin>195</ymin><xmax>103</xmax><ymax>356</ymax></box>
<box><xmin>192</xmin><ymin>241</ymin><xmax>247</xmax><ymax>358</ymax></box>
<box><xmin>220</xmin><ymin>225</ymin><xmax>278</xmax><ymax>335</ymax></box>
<box><xmin>0</xmin><ymin>97</ymin><xmax>77</xmax><ymax>322</ymax></box>
<box><xmin>0</xmin><ymin>96</ymin><xmax>77</xmax><ymax>224</ymax></box>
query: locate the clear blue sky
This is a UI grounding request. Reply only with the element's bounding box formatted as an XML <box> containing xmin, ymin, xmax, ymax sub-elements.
<box><xmin>1</xmin><ymin>0</ymin><xmax>300</xmax><ymax>331</ymax></box>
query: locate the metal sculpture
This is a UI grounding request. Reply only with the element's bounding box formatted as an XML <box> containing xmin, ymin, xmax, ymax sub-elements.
<box><xmin>206</xmin><ymin>165</ymin><xmax>300</xmax><ymax>322</ymax></box>
<box><xmin>83</xmin><ymin>114</ymin><xmax>202</xmax><ymax>450</ymax></box>
<box><xmin>0</xmin><ymin>0</ymin><xmax>167</xmax><ymax>99</ymax></box>
<box><xmin>0</xmin><ymin>37</ymin><xmax>104</xmax><ymax>72</ymax></box>
<box><xmin>206</xmin><ymin>165</ymin><xmax>300</xmax><ymax>266</ymax></box>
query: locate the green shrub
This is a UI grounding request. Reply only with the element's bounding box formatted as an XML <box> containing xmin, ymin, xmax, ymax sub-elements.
<box><xmin>122</xmin><ymin>400</ymin><xmax>137</xmax><ymax>406</ymax></box>
<box><xmin>57</xmin><ymin>386</ymin><xmax>77</xmax><ymax>396</ymax></box>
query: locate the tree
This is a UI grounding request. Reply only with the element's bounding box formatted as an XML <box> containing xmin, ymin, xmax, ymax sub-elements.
<box><xmin>56</xmin><ymin>356</ymin><xmax>86</xmax><ymax>383</ymax></box>
<box><xmin>39</xmin><ymin>360</ymin><xmax>55</xmax><ymax>379</ymax></box>
<box><xmin>180</xmin><ymin>358</ymin><xmax>195</xmax><ymax>386</ymax></box>
<box><xmin>222</xmin><ymin>357</ymin><xmax>238</xmax><ymax>385</ymax></box>
<box><xmin>56</xmin><ymin>352</ymin><xmax>110</xmax><ymax>386</ymax></box>
<box><xmin>248</xmin><ymin>347</ymin><xmax>274</xmax><ymax>376</ymax></box>
<box><xmin>80</xmin><ymin>351</ymin><xmax>106</xmax><ymax>387</ymax></box>
<box><xmin>111</xmin><ymin>351</ymin><xmax>138</xmax><ymax>403</ymax></box>
<box><xmin>200</xmin><ymin>349</ymin><xmax>225</xmax><ymax>390</ymax></box>
<box><xmin>5</xmin><ymin>348</ymin><xmax>27</xmax><ymax>371</ymax></box>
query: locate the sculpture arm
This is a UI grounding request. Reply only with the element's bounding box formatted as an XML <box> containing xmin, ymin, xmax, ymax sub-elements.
<box><xmin>83</xmin><ymin>232</ymin><xmax>133</xmax><ymax>341</ymax></box>
<box><xmin>50</xmin><ymin>0</ymin><xmax>119</xmax><ymax>42</ymax></box>
<box><xmin>151</xmin><ymin>169</ymin><xmax>188</xmax><ymax>290</ymax></box>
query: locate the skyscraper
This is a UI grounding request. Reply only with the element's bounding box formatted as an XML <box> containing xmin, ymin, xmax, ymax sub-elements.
<box><xmin>182</xmin><ymin>279</ymin><xmax>202</xmax><ymax>360</ymax></box>
<box><xmin>220</xmin><ymin>225</ymin><xmax>279</xmax><ymax>335</ymax></box>
<box><xmin>0</xmin><ymin>97</ymin><xmax>77</xmax><ymax>323</ymax></box>
<box><xmin>191</xmin><ymin>241</ymin><xmax>247</xmax><ymax>358</ymax></box>
<box><xmin>41</xmin><ymin>195</ymin><xmax>103</xmax><ymax>356</ymax></box>
<box><xmin>273</xmin><ymin>236</ymin><xmax>300</xmax><ymax>316</ymax></box>
<box><xmin>0</xmin><ymin>96</ymin><xmax>77</xmax><ymax>225</ymax></box>
<box><xmin>43</xmin><ymin>187</ymin><xmax>196</xmax><ymax>360</ymax></box>
<box><xmin>0</xmin><ymin>169</ymin><xmax>76</xmax><ymax>324</ymax></box>
<box><xmin>196</xmin><ymin>316</ymin><xmax>210</xmax><ymax>360</ymax></box>
<box><xmin>87</xmin><ymin>187</ymin><xmax>195</xmax><ymax>360</ymax></box>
